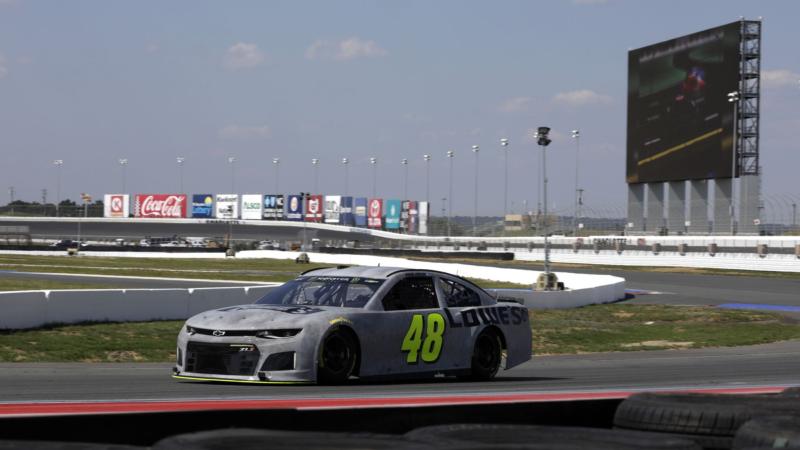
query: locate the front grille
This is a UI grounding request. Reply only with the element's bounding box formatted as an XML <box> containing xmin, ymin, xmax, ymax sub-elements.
<box><xmin>189</xmin><ymin>327</ymin><xmax>256</xmax><ymax>337</ymax></box>
<box><xmin>185</xmin><ymin>342</ymin><xmax>261</xmax><ymax>376</ymax></box>
<box><xmin>261</xmin><ymin>351</ymin><xmax>295</xmax><ymax>371</ymax></box>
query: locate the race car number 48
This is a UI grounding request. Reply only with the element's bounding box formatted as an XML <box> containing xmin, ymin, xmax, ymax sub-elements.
<box><xmin>401</xmin><ymin>313</ymin><xmax>445</xmax><ymax>364</ymax></box>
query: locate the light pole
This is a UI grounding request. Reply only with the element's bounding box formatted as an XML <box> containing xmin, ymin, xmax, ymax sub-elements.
<box><xmin>727</xmin><ymin>90</ymin><xmax>740</xmax><ymax>235</ymax></box>
<box><xmin>118</xmin><ymin>158</ymin><xmax>128</xmax><ymax>195</ymax></box>
<box><xmin>369</xmin><ymin>157</ymin><xmax>378</xmax><ymax>198</ymax></box>
<box><xmin>176</xmin><ymin>157</ymin><xmax>185</xmax><ymax>193</ymax></box>
<box><xmin>500</xmin><ymin>139</ymin><xmax>509</xmax><ymax>234</ymax></box>
<box><xmin>446</xmin><ymin>150</ymin><xmax>454</xmax><ymax>237</ymax></box>
<box><xmin>571</xmin><ymin>129</ymin><xmax>581</xmax><ymax>236</ymax></box>
<box><xmin>341</xmin><ymin>158</ymin><xmax>349</xmax><ymax>195</ymax></box>
<box><xmin>227</xmin><ymin>156</ymin><xmax>236</xmax><ymax>192</ymax></box>
<box><xmin>53</xmin><ymin>159</ymin><xmax>63</xmax><ymax>216</ymax></box>
<box><xmin>8</xmin><ymin>186</ymin><xmax>14</xmax><ymax>215</ymax></box>
<box><xmin>536</xmin><ymin>127</ymin><xmax>553</xmax><ymax>280</ymax></box>
<box><xmin>311</xmin><ymin>158</ymin><xmax>320</xmax><ymax>193</ymax></box>
<box><xmin>401</xmin><ymin>158</ymin><xmax>409</xmax><ymax>199</ymax></box>
<box><xmin>471</xmin><ymin>145</ymin><xmax>479</xmax><ymax>236</ymax></box>
<box><xmin>272</xmin><ymin>158</ymin><xmax>280</xmax><ymax>194</ymax></box>
<box><xmin>423</xmin><ymin>154</ymin><xmax>431</xmax><ymax>204</ymax></box>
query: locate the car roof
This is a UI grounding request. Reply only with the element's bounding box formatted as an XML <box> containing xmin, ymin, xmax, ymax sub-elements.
<box><xmin>302</xmin><ymin>266</ymin><xmax>479</xmax><ymax>285</ymax></box>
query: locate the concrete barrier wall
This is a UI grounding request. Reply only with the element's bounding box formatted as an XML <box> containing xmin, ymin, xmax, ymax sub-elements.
<box><xmin>0</xmin><ymin>285</ymin><xmax>278</xmax><ymax>330</ymax></box>
<box><xmin>236</xmin><ymin>250</ymin><xmax>627</xmax><ymax>310</ymax></box>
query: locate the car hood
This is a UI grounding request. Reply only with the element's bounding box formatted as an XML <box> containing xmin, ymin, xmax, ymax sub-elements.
<box><xmin>186</xmin><ymin>304</ymin><xmax>343</xmax><ymax>330</ymax></box>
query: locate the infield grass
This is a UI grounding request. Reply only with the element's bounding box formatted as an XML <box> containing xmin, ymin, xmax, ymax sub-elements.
<box><xmin>1</xmin><ymin>305</ymin><xmax>798</xmax><ymax>362</ymax></box>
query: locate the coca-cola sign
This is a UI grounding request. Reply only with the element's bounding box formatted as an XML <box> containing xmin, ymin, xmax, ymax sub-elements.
<box><xmin>134</xmin><ymin>194</ymin><xmax>187</xmax><ymax>218</ymax></box>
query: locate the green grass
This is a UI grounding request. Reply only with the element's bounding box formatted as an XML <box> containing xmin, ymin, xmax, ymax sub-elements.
<box><xmin>1</xmin><ymin>304</ymin><xmax>798</xmax><ymax>362</ymax></box>
<box><xmin>0</xmin><ymin>279</ymin><xmax>119</xmax><ymax>292</ymax></box>
<box><xmin>532</xmin><ymin>304</ymin><xmax>800</xmax><ymax>354</ymax></box>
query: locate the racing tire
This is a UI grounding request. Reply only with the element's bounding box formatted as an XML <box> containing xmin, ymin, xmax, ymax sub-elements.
<box><xmin>733</xmin><ymin>416</ymin><xmax>800</xmax><ymax>449</ymax></box>
<box><xmin>614</xmin><ymin>393</ymin><xmax>800</xmax><ymax>443</ymax></box>
<box><xmin>405</xmin><ymin>423</ymin><xmax>701</xmax><ymax>449</ymax></box>
<box><xmin>317</xmin><ymin>328</ymin><xmax>358</xmax><ymax>385</ymax></box>
<box><xmin>465</xmin><ymin>329</ymin><xmax>503</xmax><ymax>381</ymax></box>
<box><xmin>153</xmin><ymin>428</ymin><xmax>417</xmax><ymax>450</ymax></box>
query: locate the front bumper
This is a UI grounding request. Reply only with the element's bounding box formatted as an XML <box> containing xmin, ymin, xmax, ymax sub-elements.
<box><xmin>174</xmin><ymin>331</ymin><xmax>317</xmax><ymax>383</ymax></box>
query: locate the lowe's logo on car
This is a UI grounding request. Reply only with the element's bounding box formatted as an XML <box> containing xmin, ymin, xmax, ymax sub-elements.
<box><xmin>134</xmin><ymin>194</ymin><xmax>187</xmax><ymax>218</ymax></box>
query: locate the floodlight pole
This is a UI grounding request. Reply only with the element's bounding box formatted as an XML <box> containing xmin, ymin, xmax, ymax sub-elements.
<box><xmin>536</xmin><ymin>127</ymin><xmax>552</xmax><ymax>277</ymax></box>
<box><xmin>471</xmin><ymin>145</ymin><xmax>479</xmax><ymax>237</ymax></box>
<box><xmin>446</xmin><ymin>150</ymin><xmax>454</xmax><ymax>238</ymax></box>
<box><xmin>571</xmin><ymin>129</ymin><xmax>580</xmax><ymax>236</ymax></box>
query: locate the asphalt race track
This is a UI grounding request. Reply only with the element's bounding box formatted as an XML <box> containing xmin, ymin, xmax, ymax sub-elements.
<box><xmin>0</xmin><ymin>269</ymin><xmax>798</xmax><ymax>405</ymax></box>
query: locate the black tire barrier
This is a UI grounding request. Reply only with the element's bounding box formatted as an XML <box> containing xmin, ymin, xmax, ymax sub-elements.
<box><xmin>0</xmin><ymin>441</ymin><xmax>145</xmax><ymax>450</ymax></box>
<box><xmin>152</xmin><ymin>428</ymin><xmax>422</xmax><ymax>450</ymax></box>
<box><xmin>732</xmin><ymin>415</ymin><xmax>800</xmax><ymax>449</ymax></box>
<box><xmin>405</xmin><ymin>423</ymin><xmax>701</xmax><ymax>449</ymax></box>
<box><xmin>614</xmin><ymin>393</ymin><xmax>800</xmax><ymax>443</ymax></box>
<box><xmin>780</xmin><ymin>387</ymin><xmax>800</xmax><ymax>397</ymax></box>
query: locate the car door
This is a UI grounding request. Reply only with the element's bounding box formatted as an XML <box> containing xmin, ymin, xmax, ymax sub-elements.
<box><xmin>435</xmin><ymin>276</ymin><xmax>486</xmax><ymax>368</ymax></box>
<box><xmin>360</xmin><ymin>274</ymin><xmax>453</xmax><ymax>377</ymax></box>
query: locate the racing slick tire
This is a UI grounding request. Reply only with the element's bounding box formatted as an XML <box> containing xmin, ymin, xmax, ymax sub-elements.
<box><xmin>153</xmin><ymin>428</ymin><xmax>420</xmax><ymax>450</ymax></box>
<box><xmin>614</xmin><ymin>393</ymin><xmax>800</xmax><ymax>448</ymax></box>
<box><xmin>316</xmin><ymin>328</ymin><xmax>358</xmax><ymax>385</ymax></box>
<box><xmin>733</xmin><ymin>416</ymin><xmax>800</xmax><ymax>449</ymax></box>
<box><xmin>405</xmin><ymin>423</ymin><xmax>701</xmax><ymax>449</ymax></box>
<box><xmin>464</xmin><ymin>328</ymin><xmax>503</xmax><ymax>381</ymax></box>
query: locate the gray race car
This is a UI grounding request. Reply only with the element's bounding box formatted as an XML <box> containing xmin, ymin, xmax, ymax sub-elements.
<box><xmin>172</xmin><ymin>266</ymin><xmax>532</xmax><ymax>384</ymax></box>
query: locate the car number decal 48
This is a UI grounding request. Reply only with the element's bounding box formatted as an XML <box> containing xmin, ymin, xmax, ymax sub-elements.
<box><xmin>401</xmin><ymin>313</ymin><xmax>445</xmax><ymax>364</ymax></box>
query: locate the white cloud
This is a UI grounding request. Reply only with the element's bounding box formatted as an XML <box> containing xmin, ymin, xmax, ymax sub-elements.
<box><xmin>305</xmin><ymin>37</ymin><xmax>387</xmax><ymax>61</ymax></box>
<box><xmin>146</xmin><ymin>43</ymin><xmax>159</xmax><ymax>53</ymax></box>
<box><xmin>0</xmin><ymin>55</ymin><xmax>8</xmax><ymax>79</ymax></box>
<box><xmin>498</xmin><ymin>96</ymin><xmax>533</xmax><ymax>113</ymax></box>
<box><xmin>224</xmin><ymin>42</ymin><xmax>265</xmax><ymax>70</ymax></box>
<box><xmin>761</xmin><ymin>69</ymin><xmax>800</xmax><ymax>88</ymax></box>
<box><xmin>553</xmin><ymin>89</ymin><xmax>612</xmax><ymax>106</ymax></box>
<box><xmin>218</xmin><ymin>124</ymin><xmax>272</xmax><ymax>139</ymax></box>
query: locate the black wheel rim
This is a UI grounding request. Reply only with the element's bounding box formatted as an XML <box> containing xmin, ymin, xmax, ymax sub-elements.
<box><xmin>475</xmin><ymin>334</ymin><xmax>500</xmax><ymax>371</ymax></box>
<box><xmin>322</xmin><ymin>334</ymin><xmax>351</xmax><ymax>374</ymax></box>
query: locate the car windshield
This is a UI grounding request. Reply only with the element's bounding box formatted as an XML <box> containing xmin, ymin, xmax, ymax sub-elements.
<box><xmin>255</xmin><ymin>276</ymin><xmax>384</xmax><ymax>308</ymax></box>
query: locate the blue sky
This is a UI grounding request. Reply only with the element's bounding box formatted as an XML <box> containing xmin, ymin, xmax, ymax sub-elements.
<box><xmin>0</xmin><ymin>0</ymin><xmax>798</xmax><ymax>216</ymax></box>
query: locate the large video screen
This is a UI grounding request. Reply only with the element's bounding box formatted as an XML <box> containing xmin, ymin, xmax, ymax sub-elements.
<box><xmin>626</xmin><ymin>21</ymin><xmax>740</xmax><ymax>184</ymax></box>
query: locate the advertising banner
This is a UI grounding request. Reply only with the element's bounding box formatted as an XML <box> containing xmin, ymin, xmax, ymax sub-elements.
<box><xmin>286</xmin><ymin>195</ymin><xmax>304</xmax><ymax>221</ymax></box>
<box><xmin>305</xmin><ymin>195</ymin><xmax>323</xmax><ymax>222</ymax></box>
<box><xmin>367</xmin><ymin>198</ymin><xmax>383</xmax><ymax>229</ymax></box>
<box><xmin>241</xmin><ymin>194</ymin><xmax>263</xmax><ymax>220</ymax></box>
<box><xmin>384</xmin><ymin>199</ymin><xmax>401</xmax><ymax>230</ymax></box>
<box><xmin>354</xmin><ymin>197</ymin><xmax>368</xmax><ymax>227</ymax></box>
<box><xmin>191</xmin><ymin>194</ymin><xmax>214</xmax><ymax>218</ymax></box>
<box><xmin>215</xmin><ymin>194</ymin><xmax>239</xmax><ymax>219</ymax></box>
<box><xmin>324</xmin><ymin>195</ymin><xmax>341</xmax><ymax>224</ymax></box>
<box><xmin>134</xmin><ymin>194</ymin><xmax>187</xmax><ymax>218</ymax></box>
<box><xmin>340</xmin><ymin>196</ymin><xmax>354</xmax><ymax>226</ymax></box>
<box><xmin>418</xmin><ymin>201</ymin><xmax>430</xmax><ymax>235</ymax></box>
<box><xmin>407</xmin><ymin>201</ymin><xmax>418</xmax><ymax>234</ymax></box>
<box><xmin>103</xmin><ymin>194</ymin><xmax>130</xmax><ymax>218</ymax></box>
<box><xmin>262</xmin><ymin>195</ymin><xmax>284</xmax><ymax>220</ymax></box>
<box><xmin>400</xmin><ymin>200</ymin><xmax>410</xmax><ymax>232</ymax></box>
